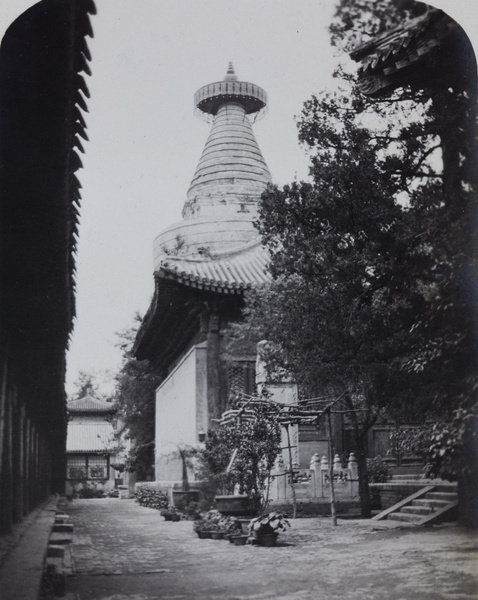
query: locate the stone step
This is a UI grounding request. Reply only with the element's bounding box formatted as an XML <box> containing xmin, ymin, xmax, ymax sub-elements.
<box><xmin>412</xmin><ymin>498</ymin><xmax>450</xmax><ymax>509</ymax></box>
<box><xmin>387</xmin><ymin>512</ymin><xmax>422</xmax><ymax>523</ymax></box>
<box><xmin>401</xmin><ymin>505</ymin><xmax>432</xmax><ymax>516</ymax></box>
<box><xmin>54</xmin><ymin>513</ymin><xmax>70</xmax><ymax>523</ymax></box>
<box><xmin>47</xmin><ymin>545</ymin><xmax>65</xmax><ymax>558</ymax></box>
<box><xmin>426</xmin><ymin>492</ymin><xmax>458</xmax><ymax>502</ymax></box>
<box><xmin>49</xmin><ymin>532</ymin><xmax>73</xmax><ymax>545</ymax></box>
<box><xmin>390</xmin><ymin>474</ymin><xmax>426</xmax><ymax>481</ymax></box>
<box><xmin>52</xmin><ymin>523</ymin><xmax>74</xmax><ymax>533</ymax></box>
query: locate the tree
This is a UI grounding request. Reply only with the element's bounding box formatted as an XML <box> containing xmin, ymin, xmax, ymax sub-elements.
<box><xmin>331</xmin><ymin>0</ymin><xmax>478</xmax><ymax>525</ymax></box>
<box><xmin>329</xmin><ymin>0</ymin><xmax>426</xmax><ymax>52</ymax></box>
<box><xmin>228</xmin><ymin>1</ymin><xmax>477</xmax><ymax>516</ymax></box>
<box><xmin>112</xmin><ymin>317</ymin><xmax>162</xmax><ymax>480</ymax></box>
<box><xmin>198</xmin><ymin>402</ymin><xmax>282</xmax><ymax>510</ymax></box>
<box><xmin>69</xmin><ymin>370</ymin><xmax>101</xmax><ymax>401</ymax></box>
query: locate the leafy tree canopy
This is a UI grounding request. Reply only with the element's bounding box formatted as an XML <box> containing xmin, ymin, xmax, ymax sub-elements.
<box><xmin>111</xmin><ymin>315</ymin><xmax>162</xmax><ymax>479</ymax></box>
<box><xmin>226</xmin><ymin>0</ymin><xmax>477</xmax><ymax>515</ymax></box>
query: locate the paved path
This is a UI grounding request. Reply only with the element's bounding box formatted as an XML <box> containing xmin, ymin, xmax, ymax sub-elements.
<box><xmin>66</xmin><ymin>498</ymin><xmax>477</xmax><ymax>600</ymax></box>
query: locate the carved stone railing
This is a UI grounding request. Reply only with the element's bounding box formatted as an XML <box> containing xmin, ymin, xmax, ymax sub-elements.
<box><xmin>269</xmin><ymin>452</ymin><xmax>359</xmax><ymax>502</ymax></box>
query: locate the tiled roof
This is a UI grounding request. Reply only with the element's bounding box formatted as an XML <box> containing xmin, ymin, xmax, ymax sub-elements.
<box><xmin>159</xmin><ymin>238</ymin><xmax>271</xmax><ymax>292</ymax></box>
<box><xmin>349</xmin><ymin>8</ymin><xmax>463</xmax><ymax>96</ymax></box>
<box><xmin>68</xmin><ymin>396</ymin><xmax>116</xmax><ymax>414</ymax></box>
<box><xmin>66</xmin><ymin>423</ymin><xmax>115</xmax><ymax>453</ymax></box>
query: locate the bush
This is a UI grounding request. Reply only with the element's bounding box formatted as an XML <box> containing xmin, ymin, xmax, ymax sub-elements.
<box><xmin>135</xmin><ymin>483</ymin><xmax>169</xmax><ymax>510</ymax></box>
<box><xmin>77</xmin><ymin>484</ymin><xmax>105</xmax><ymax>498</ymax></box>
<box><xmin>367</xmin><ymin>457</ymin><xmax>390</xmax><ymax>483</ymax></box>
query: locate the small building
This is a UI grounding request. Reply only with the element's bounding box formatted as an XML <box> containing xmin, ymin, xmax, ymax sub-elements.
<box><xmin>66</xmin><ymin>396</ymin><xmax>119</xmax><ymax>495</ymax></box>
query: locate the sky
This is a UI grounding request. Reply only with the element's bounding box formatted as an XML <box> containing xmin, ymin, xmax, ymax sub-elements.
<box><xmin>0</xmin><ymin>1</ymin><xmax>477</xmax><ymax>397</ymax></box>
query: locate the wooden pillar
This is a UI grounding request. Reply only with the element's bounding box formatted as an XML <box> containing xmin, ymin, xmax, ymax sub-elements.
<box><xmin>28</xmin><ymin>421</ymin><xmax>36</xmax><ymax>510</ymax></box>
<box><xmin>206</xmin><ymin>313</ymin><xmax>221</xmax><ymax>423</ymax></box>
<box><xmin>0</xmin><ymin>382</ymin><xmax>13</xmax><ymax>532</ymax></box>
<box><xmin>0</xmin><ymin>360</ymin><xmax>11</xmax><ymax>532</ymax></box>
<box><xmin>23</xmin><ymin>414</ymin><xmax>30</xmax><ymax>516</ymax></box>
<box><xmin>12</xmin><ymin>389</ymin><xmax>24</xmax><ymax>523</ymax></box>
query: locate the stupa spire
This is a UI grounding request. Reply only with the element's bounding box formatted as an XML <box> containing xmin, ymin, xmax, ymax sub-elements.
<box><xmin>184</xmin><ymin>64</ymin><xmax>271</xmax><ymax>219</ymax></box>
<box><xmin>153</xmin><ymin>65</ymin><xmax>272</xmax><ymax>264</ymax></box>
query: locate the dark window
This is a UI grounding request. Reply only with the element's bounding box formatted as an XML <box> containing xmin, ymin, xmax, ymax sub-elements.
<box><xmin>67</xmin><ymin>454</ymin><xmax>109</xmax><ymax>480</ymax></box>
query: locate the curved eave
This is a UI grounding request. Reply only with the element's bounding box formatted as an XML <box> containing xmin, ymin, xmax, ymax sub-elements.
<box><xmin>159</xmin><ymin>267</ymin><xmax>252</xmax><ymax>294</ymax></box>
<box><xmin>350</xmin><ymin>8</ymin><xmax>475</xmax><ymax>97</ymax></box>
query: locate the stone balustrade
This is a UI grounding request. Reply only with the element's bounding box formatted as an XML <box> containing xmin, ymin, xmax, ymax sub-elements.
<box><xmin>269</xmin><ymin>453</ymin><xmax>359</xmax><ymax>503</ymax></box>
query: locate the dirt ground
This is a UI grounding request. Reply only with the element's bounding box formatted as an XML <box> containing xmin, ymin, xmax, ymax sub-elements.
<box><xmin>66</xmin><ymin>498</ymin><xmax>478</xmax><ymax>600</ymax></box>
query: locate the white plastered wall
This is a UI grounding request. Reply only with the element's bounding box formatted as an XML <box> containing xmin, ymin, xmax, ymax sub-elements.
<box><xmin>154</xmin><ymin>342</ymin><xmax>207</xmax><ymax>482</ymax></box>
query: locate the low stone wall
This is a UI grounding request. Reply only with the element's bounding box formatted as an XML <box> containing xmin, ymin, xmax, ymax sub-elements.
<box><xmin>269</xmin><ymin>499</ymin><xmax>361</xmax><ymax>517</ymax></box>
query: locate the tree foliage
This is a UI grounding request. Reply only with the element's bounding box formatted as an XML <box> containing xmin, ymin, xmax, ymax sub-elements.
<box><xmin>329</xmin><ymin>0</ymin><xmax>427</xmax><ymax>52</ymax></box>
<box><xmin>198</xmin><ymin>403</ymin><xmax>282</xmax><ymax>509</ymax></box>
<box><xmin>226</xmin><ymin>0</ymin><xmax>477</xmax><ymax>515</ymax></box>
<box><xmin>112</xmin><ymin>317</ymin><xmax>162</xmax><ymax>480</ymax></box>
<box><xmin>69</xmin><ymin>370</ymin><xmax>101</xmax><ymax>401</ymax></box>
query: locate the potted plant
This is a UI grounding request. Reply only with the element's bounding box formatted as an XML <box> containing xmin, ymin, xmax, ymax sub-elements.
<box><xmin>160</xmin><ymin>506</ymin><xmax>181</xmax><ymax>522</ymax></box>
<box><xmin>248</xmin><ymin>511</ymin><xmax>290</xmax><ymax>546</ymax></box>
<box><xmin>198</xmin><ymin>403</ymin><xmax>281</xmax><ymax>516</ymax></box>
<box><xmin>172</xmin><ymin>445</ymin><xmax>200</xmax><ymax>510</ymax></box>
<box><xmin>193</xmin><ymin>519</ymin><xmax>215</xmax><ymax>538</ymax></box>
<box><xmin>192</xmin><ymin>509</ymin><xmax>225</xmax><ymax>539</ymax></box>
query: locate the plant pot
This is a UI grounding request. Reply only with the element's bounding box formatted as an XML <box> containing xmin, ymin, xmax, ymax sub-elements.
<box><xmin>258</xmin><ymin>532</ymin><xmax>278</xmax><ymax>547</ymax></box>
<box><xmin>172</xmin><ymin>490</ymin><xmax>200</xmax><ymax>511</ymax></box>
<box><xmin>196</xmin><ymin>530</ymin><xmax>212</xmax><ymax>539</ymax></box>
<box><xmin>231</xmin><ymin>535</ymin><xmax>248</xmax><ymax>546</ymax></box>
<box><xmin>211</xmin><ymin>531</ymin><xmax>224</xmax><ymax>540</ymax></box>
<box><xmin>239</xmin><ymin>518</ymin><xmax>251</xmax><ymax>534</ymax></box>
<box><xmin>215</xmin><ymin>495</ymin><xmax>258</xmax><ymax>517</ymax></box>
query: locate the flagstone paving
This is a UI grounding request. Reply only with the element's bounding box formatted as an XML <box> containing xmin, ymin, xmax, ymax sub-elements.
<box><xmin>66</xmin><ymin>498</ymin><xmax>477</xmax><ymax>600</ymax></box>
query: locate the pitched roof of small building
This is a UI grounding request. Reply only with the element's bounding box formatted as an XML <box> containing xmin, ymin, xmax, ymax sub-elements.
<box><xmin>350</xmin><ymin>7</ymin><xmax>475</xmax><ymax>96</ymax></box>
<box><xmin>68</xmin><ymin>396</ymin><xmax>116</xmax><ymax>414</ymax></box>
<box><xmin>66</xmin><ymin>422</ymin><xmax>115</xmax><ymax>453</ymax></box>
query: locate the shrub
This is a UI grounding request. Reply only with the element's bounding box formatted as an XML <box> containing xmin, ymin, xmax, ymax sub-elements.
<box><xmin>367</xmin><ymin>457</ymin><xmax>390</xmax><ymax>483</ymax></box>
<box><xmin>78</xmin><ymin>484</ymin><xmax>105</xmax><ymax>498</ymax></box>
<box><xmin>135</xmin><ymin>483</ymin><xmax>169</xmax><ymax>510</ymax></box>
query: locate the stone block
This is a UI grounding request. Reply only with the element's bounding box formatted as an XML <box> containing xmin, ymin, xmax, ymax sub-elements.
<box><xmin>54</xmin><ymin>513</ymin><xmax>69</xmax><ymax>523</ymax></box>
<box><xmin>49</xmin><ymin>532</ymin><xmax>72</xmax><ymax>545</ymax></box>
<box><xmin>47</xmin><ymin>545</ymin><xmax>65</xmax><ymax>558</ymax></box>
<box><xmin>52</xmin><ymin>523</ymin><xmax>74</xmax><ymax>533</ymax></box>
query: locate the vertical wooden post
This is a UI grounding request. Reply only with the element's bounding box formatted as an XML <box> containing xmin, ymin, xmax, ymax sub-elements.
<box><xmin>206</xmin><ymin>313</ymin><xmax>221</xmax><ymax>422</ymax></box>
<box><xmin>284</xmin><ymin>424</ymin><xmax>297</xmax><ymax>518</ymax></box>
<box><xmin>23</xmin><ymin>413</ymin><xmax>29</xmax><ymax>516</ymax></box>
<box><xmin>325</xmin><ymin>408</ymin><xmax>337</xmax><ymax>526</ymax></box>
<box><xmin>0</xmin><ymin>384</ymin><xmax>13</xmax><ymax>532</ymax></box>
<box><xmin>0</xmin><ymin>360</ymin><xmax>11</xmax><ymax>532</ymax></box>
<box><xmin>12</xmin><ymin>389</ymin><xmax>24</xmax><ymax>523</ymax></box>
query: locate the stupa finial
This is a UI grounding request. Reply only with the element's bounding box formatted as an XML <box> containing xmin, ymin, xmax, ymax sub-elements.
<box><xmin>224</xmin><ymin>62</ymin><xmax>238</xmax><ymax>81</ymax></box>
<box><xmin>194</xmin><ymin>64</ymin><xmax>267</xmax><ymax>118</ymax></box>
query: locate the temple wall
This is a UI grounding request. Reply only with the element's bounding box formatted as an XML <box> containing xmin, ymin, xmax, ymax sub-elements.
<box><xmin>155</xmin><ymin>344</ymin><xmax>207</xmax><ymax>481</ymax></box>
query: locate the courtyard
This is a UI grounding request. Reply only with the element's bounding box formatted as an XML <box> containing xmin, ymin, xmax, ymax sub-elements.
<box><xmin>64</xmin><ymin>498</ymin><xmax>477</xmax><ymax>600</ymax></box>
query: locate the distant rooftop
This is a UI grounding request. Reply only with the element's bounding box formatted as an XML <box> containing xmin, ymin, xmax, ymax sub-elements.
<box><xmin>68</xmin><ymin>395</ymin><xmax>116</xmax><ymax>414</ymax></box>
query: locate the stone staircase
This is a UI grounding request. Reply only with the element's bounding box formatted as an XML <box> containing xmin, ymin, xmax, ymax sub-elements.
<box><xmin>372</xmin><ymin>475</ymin><xmax>458</xmax><ymax>525</ymax></box>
